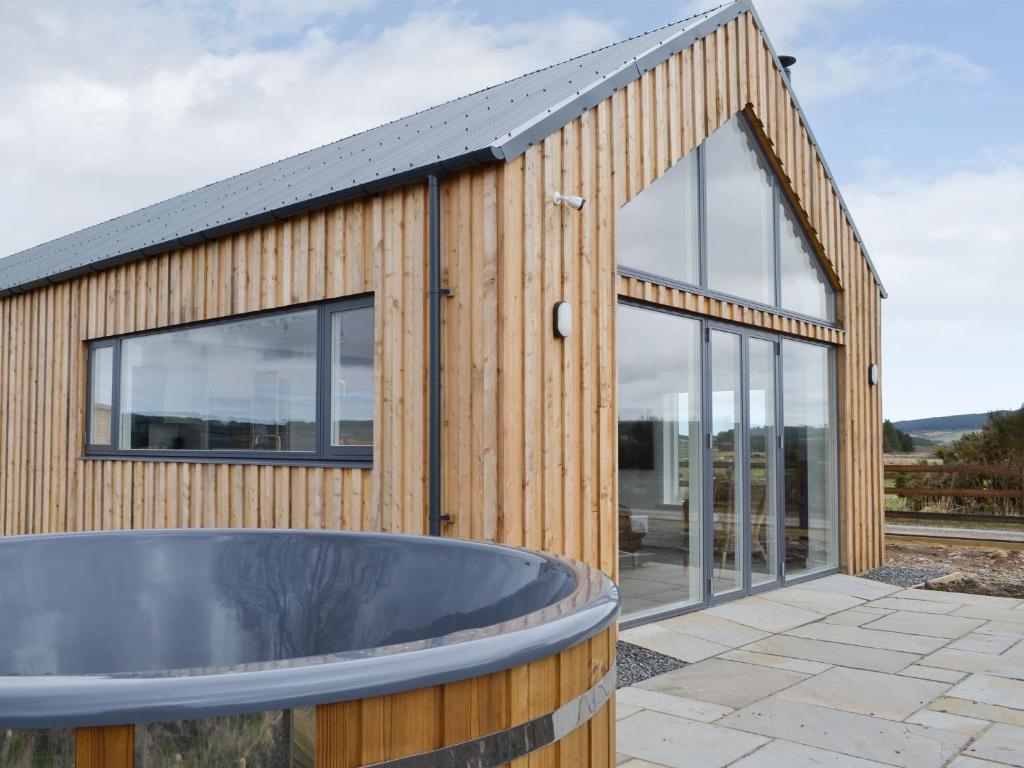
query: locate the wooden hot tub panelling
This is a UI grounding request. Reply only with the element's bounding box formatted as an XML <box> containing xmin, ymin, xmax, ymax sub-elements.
<box><xmin>315</xmin><ymin>627</ymin><xmax>616</xmax><ymax>767</ymax></box>
<box><xmin>69</xmin><ymin>628</ymin><xmax>615</xmax><ymax>768</ymax></box>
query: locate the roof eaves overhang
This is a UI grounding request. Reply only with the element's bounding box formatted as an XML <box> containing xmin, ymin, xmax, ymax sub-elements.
<box><xmin>0</xmin><ymin>146</ymin><xmax>503</xmax><ymax>299</ymax></box>
<box><xmin>491</xmin><ymin>0</ymin><xmax>887</xmax><ymax>299</ymax></box>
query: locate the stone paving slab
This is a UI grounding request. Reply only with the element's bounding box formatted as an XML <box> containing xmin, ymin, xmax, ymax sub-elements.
<box><xmin>798</xmin><ymin>573</ymin><xmax>900</xmax><ymax>600</ymax></box>
<box><xmin>704</xmin><ymin>596</ymin><xmax>822</xmax><ymax>633</ymax></box>
<box><xmin>784</xmin><ymin>619</ymin><xmax>948</xmax><ymax>653</ymax></box>
<box><xmin>949</xmin><ymin>673</ymin><xmax>1024</xmax><ymax>711</ymax></box>
<box><xmin>953</xmin><ymin>603</ymin><xmax>1024</xmax><ymax>623</ymax></box>
<box><xmin>720</xmin><ymin>697</ymin><xmax>969</xmax><ymax>768</ymax></box>
<box><xmin>617</xmin><ymin>686</ymin><xmax>734</xmax><ymax>723</ymax></box>
<box><xmin>890</xmin><ymin>588</ymin><xmax>1022</xmax><ymax>609</ymax></box>
<box><xmin>948</xmin><ymin>632</ymin><xmax>1020</xmax><ymax>655</ymax></box>
<box><xmin>962</xmin><ymin>723</ymin><xmax>1024</xmax><ymax>766</ymax></box>
<box><xmin>757</xmin><ymin>585</ymin><xmax>865</xmax><ymax>614</ymax></box>
<box><xmin>921</xmin><ymin>649</ymin><xmax>1024</xmax><ymax>680</ymax></box>
<box><xmin>929</xmin><ymin>695</ymin><xmax>1024</xmax><ymax>727</ymax></box>
<box><xmin>719</xmin><ymin>648</ymin><xmax>831</xmax><ymax>675</ymax></box>
<box><xmin>861</xmin><ymin>610</ymin><xmax>987</xmax><ymax>639</ymax></box>
<box><xmin>949</xmin><ymin>756</ymin><xmax>1018</xmax><ymax>768</ymax></box>
<box><xmin>905</xmin><ymin>708</ymin><xmax>990</xmax><ymax>737</ymax></box>
<box><xmin>657</xmin><ymin>612</ymin><xmax>770</xmax><ymax>648</ymax></box>
<box><xmin>729</xmin><ymin>739</ymin><xmax>893</xmax><ymax>767</ymax></box>
<box><xmin>619</xmin><ymin>623</ymin><xmax>729</xmax><ymax>663</ymax></box>
<box><xmin>899</xmin><ymin>664</ymin><xmax>968</xmax><ymax>683</ymax></box>
<box><xmin>742</xmin><ymin>633</ymin><xmax>922</xmax><ymax>673</ymax></box>
<box><xmin>823</xmin><ymin>607</ymin><xmax>894</xmax><ymax>626</ymax></box>
<box><xmin>617</xmin><ymin>709</ymin><xmax>769</xmax><ymax>768</ymax></box>
<box><xmin>774</xmin><ymin>665</ymin><xmax>949</xmax><ymax>720</ymax></box>
<box><xmin>979</xmin><ymin>620</ymin><xmax>1024</xmax><ymax>640</ymax></box>
<box><xmin>867</xmin><ymin>596</ymin><xmax>960</xmax><ymax>614</ymax></box>
<box><xmin>635</xmin><ymin>658</ymin><xmax>808</xmax><ymax>709</ymax></box>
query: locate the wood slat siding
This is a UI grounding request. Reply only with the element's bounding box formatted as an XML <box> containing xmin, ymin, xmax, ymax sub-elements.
<box><xmin>0</xmin><ymin>11</ymin><xmax>883</xmax><ymax>574</ymax></box>
<box><xmin>315</xmin><ymin>627</ymin><xmax>615</xmax><ymax>767</ymax></box>
<box><xmin>0</xmin><ymin>187</ymin><xmax>426</xmax><ymax>540</ymax></box>
<box><xmin>617</xmin><ymin>275</ymin><xmax>846</xmax><ymax>346</ymax></box>
<box><xmin>440</xmin><ymin>12</ymin><xmax>883</xmax><ymax>573</ymax></box>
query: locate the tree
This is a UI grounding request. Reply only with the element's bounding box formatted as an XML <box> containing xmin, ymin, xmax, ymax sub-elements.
<box><xmin>936</xmin><ymin>405</ymin><xmax>1024</xmax><ymax>465</ymax></box>
<box><xmin>883</xmin><ymin>419</ymin><xmax>916</xmax><ymax>453</ymax></box>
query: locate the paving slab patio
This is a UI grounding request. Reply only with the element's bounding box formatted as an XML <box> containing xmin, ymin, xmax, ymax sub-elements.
<box><xmin>616</xmin><ymin>575</ymin><xmax>1024</xmax><ymax>767</ymax></box>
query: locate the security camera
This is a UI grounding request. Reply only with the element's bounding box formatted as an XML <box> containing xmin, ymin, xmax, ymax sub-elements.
<box><xmin>552</xmin><ymin>192</ymin><xmax>586</xmax><ymax>211</ymax></box>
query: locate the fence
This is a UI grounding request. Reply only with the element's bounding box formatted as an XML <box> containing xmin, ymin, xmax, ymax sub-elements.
<box><xmin>884</xmin><ymin>463</ymin><xmax>1024</xmax><ymax>525</ymax></box>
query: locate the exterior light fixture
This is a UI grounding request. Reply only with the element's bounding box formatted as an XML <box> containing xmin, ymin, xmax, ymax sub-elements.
<box><xmin>553</xmin><ymin>301</ymin><xmax>572</xmax><ymax>338</ymax></box>
<box><xmin>868</xmin><ymin>363</ymin><xmax>879</xmax><ymax>386</ymax></box>
<box><xmin>552</xmin><ymin>192</ymin><xmax>586</xmax><ymax>211</ymax></box>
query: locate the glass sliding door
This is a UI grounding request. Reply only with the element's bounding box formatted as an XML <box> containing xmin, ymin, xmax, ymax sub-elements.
<box><xmin>748</xmin><ymin>337</ymin><xmax>779</xmax><ymax>587</ymax></box>
<box><xmin>783</xmin><ymin>339</ymin><xmax>839</xmax><ymax>576</ymax></box>
<box><xmin>709</xmin><ymin>329</ymin><xmax>744</xmax><ymax>598</ymax></box>
<box><xmin>617</xmin><ymin>305</ymin><xmax>704</xmax><ymax>616</ymax></box>
<box><xmin>617</xmin><ymin>302</ymin><xmax>840</xmax><ymax>621</ymax></box>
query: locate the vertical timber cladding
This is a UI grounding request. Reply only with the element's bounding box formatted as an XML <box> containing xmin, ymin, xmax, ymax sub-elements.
<box><xmin>0</xmin><ymin>186</ymin><xmax>430</xmax><ymax>538</ymax></box>
<box><xmin>440</xmin><ymin>11</ymin><xmax>884</xmax><ymax>575</ymax></box>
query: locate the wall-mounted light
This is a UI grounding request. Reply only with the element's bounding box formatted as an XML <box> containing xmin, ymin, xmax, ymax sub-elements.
<box><xmin>868</xmin><ymin>363</ymin><xmax>879</xmax><ymax>386</ymax></box>
<box><xmin>553</xmin><ymin>301</ymin><xmax>572</xmax><ymax>338</ymax></box>
<box><xmin>552</xmin><ymin>192</ymin><xmax>586</xmax><ymax>211</ymax></box>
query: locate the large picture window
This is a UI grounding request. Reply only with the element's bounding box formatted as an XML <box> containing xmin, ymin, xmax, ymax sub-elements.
<box><xmin>85</xmin><ymin>296</ymin><xmax>374</xmax><ymax>464</ymax></box>
<box><xmin>616</xmin><ymin>114</ymin><xmax>837</xmax><ymax>324</ymax></box>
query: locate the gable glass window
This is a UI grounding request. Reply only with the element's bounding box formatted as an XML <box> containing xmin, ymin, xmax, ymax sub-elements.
<box><xmin>779</xmin><ymin>198</ymin><xmax>836</xmax><ymax>322</ymax></box>
<box><xmin>705</xmin><ymin>118</ymin><xmax>775</xmax><ymax>305</ymax></box>
<box><xmin>85</xmin><ymin>296</ymin><xmax>374</xmax><ymax>464</ymax></box>
<box><xmin>616</xmin><ymin>114</ymin><xmax>836</xmax><ymax>324</ymax></box>
<box><xmin>616</xmin><ymin>152</ymin><xmax>700</xmax><ymax>285</ymax></box>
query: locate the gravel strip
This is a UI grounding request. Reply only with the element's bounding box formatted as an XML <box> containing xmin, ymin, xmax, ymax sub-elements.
<box><xmin>863</xmin><ymin>565</ymin><xmax>950</xmax><ymax>588</ymax></box>
<box><xmin>616</xmin><ymin>641</ymin><xmax>686</xmax><ymax>688</ymax></box>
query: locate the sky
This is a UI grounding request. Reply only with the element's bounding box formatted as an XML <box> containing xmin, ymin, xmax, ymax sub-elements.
<box><xmin>1</xmin><ymin>0</ymin><xmax>1021</xmax><ymax>421</ymax></box>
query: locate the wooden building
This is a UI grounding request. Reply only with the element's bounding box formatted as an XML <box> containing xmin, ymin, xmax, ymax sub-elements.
<box><xmin>0</xmin><ymin>0</ymin><xmax>884</xmax><ymax>626</ymax></box>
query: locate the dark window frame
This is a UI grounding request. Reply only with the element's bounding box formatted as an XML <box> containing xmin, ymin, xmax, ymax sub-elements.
<box><xmin>85</xmin><ymin>339</ymin><xmax>119</xmax><ymax>455</ymax></box>
<box><xmin>618</xmin><ymin>112</ymin><xmax>839</xmax><ymax>328</ymax></box>
<box><xmin>84</xmin><ymin>295</ymin><xmax>375</xmax><ymax>467</ymax></box>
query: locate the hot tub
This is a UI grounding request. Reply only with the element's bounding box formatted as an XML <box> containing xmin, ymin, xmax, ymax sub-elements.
<box><xmin>0</xmin><ymin>530</ymin><xmax>618</xmax><ymax>767</ymax></box>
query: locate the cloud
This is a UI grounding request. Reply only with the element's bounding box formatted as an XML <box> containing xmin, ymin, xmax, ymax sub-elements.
<box><xmin>747</xmin><ymin>0</ymin><xmax>865</xmax><ymax>50</ymax></box>
<box><xmin>0</xmin><ymin>3</ymin><xmax>616</xmax><ymax>257</ymax></box>
<box><xmin>790</xmin><ymin>42</ymin><xmax>987</xmax><ymax>105</ymax></box>
<box><xmin>845</xmin><ymin>163</ymin><xmax>1024</xmax><ymax>420</ymax></box>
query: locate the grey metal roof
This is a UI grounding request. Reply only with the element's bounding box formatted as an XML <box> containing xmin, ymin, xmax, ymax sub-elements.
<box><xmin>0</xmin><ymin>0</ymin><xmax>884</xmax><ymax>297</ymax></box>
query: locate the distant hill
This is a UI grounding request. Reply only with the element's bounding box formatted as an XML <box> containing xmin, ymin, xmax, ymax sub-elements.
<box><xmin>892</xmin><ymin>411</ymin><xmax>1010</xmax><ymax>446</ymax></box>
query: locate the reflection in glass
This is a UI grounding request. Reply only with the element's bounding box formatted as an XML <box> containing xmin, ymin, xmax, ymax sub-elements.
<box><xmin>89</xmin><ymin>345</ymin><xmax>113</xmax><ymax>445</ymax></box>
<box><xmin>705</xmin><ymin>118</ymin><xmax>775</xmax><ymax>305</ymax></box>
<box><xmin>291</xmin><ymin>708</ymin><xmax>315</xmax><ymax>768</ymax></box>
<box><xmin>711</xmin><ymin>330</ymin><xmax>743</xmax><ymax>596</ymax></box>
<box><xmin>779</xmin><ymin>199</ymin><xmax>835</xmax><ymax>321</ymax></box>
<box><xmin>119</xmin><ymin>310</ymin><xmax>317</xmax><ymax>452</ymax></box>
<box><xmin>0</xmin><ymin>729</ymin><xmax>74</xmax><ymax>767</ymax></box>
<box><xmin>331</xmin><ymin>306</ymin><xmax>374</xmax><ymax>446</ymax></box>
<box><xmin>139</xmin><ymin>711</ymin><xmax>291</xmax><ymax>768</ymax></box>
<box><xmin>617</xmin><ymin>304</ymin><xmax>703</xmax><ymax>616</ymax></box>
<box><xmin>616</xmin><ymin>152</ymin><xmax>700</xmax><ymax>285</ymax></box>
<box><xmin>749</xmin><ymin>338</ymin><xmax>778</xmax><ymax>587</ymax></box>
<box><xmin>783</xmin><ymin>340</ymin><xmax>838</xmax><ymax>576</ymax></box>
